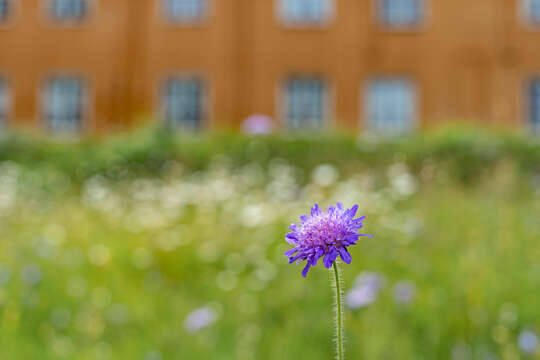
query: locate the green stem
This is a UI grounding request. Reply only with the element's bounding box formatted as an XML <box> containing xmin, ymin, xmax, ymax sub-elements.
<box><xmin>333</xmin><ymin>261</ymin><xmax>344</xmax><ymax>360</ymax></box>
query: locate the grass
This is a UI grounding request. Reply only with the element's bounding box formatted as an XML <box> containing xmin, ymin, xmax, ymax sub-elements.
<box><xmin>0</xmin><ymin>131</ymin><xmax>538</xmax><ymax>359</ymax></box>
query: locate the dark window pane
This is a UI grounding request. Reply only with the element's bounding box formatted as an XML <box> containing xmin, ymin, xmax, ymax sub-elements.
<box><xmin>166</xmin><ymin>0</ymin><xmax>206</xmax><ymax>21</ymax></box>
<box><xmin>0</xmin><ymin>0</ymin><xmax>10</xmax><ymax>20</ymax></box>
<box><xmin>367</xmin><ymin>78</ymin><xmax>416</xmax><ymax>135</ymax></box>
<box><xmin>164</xmin><ymin>77</ymin><xmax>203</xmax><ymax>130</ymax></box>
<box><xmin>284</xmin><ymin>77</ymin><xmax>326</xmax><ymax>130</ymax></box>
<box><xmin>51</xmin><ymin>0</ymin><xmax>87</xmax><ymax>21</ymax></box>
<box><xmin>380</xmin><ymin>0</ymin><xmax>423</xmax><ymax>27</ymax></box>
<box><xmin>44</xmin><ymin>76</ymin><xmax>85</xmax><ymax>133</ymax></box>
<box><xmin>530</xmin><ymin>80</ymin><xmax>540</xmax><ymax>130</ymax></box>
<box><xmin>280</xmin><ymin>0</ymin><xmax>331</xmax><ymax>23</ymax></box>
<box><xmin>0</xmin><ymin>79</ymin><xmax>7</xmax><ymax>127</ymax></box>
<box><xmin>528</xmin><ymin>0</ymin><xmax>540</xmax><ymax>23</ymax></box>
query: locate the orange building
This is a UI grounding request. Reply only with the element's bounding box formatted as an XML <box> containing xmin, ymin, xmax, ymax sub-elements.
<box><xmin>0</xmin><ymin>0</ymin><xmax>540</xmax><ymax>134</ymax></box>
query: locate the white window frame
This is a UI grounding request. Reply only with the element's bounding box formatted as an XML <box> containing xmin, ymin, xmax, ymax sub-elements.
<box><xmin>163</xmin><ymin>0</ymin><xmax>209</xmax><ymax>24</ymax></box>
<box><xmin>0</xmin><ymin>0</ymin><xmax>11</xmax><ymax>22</ymax></box>
<box><xmin>47</xmin><ymin>0</ymin><xmax>89</xmax><ymax>22</ymax></box>
<box><xmin>42</xmin><ymin>75</ymin><xmax>87</xmax><ymax>134</ymax></box>
<box><xmin>528</xmin><ymin>78</ymin><xmax>540</xmax><ymax>132</ymax></box>
<box><xmin>0</xmin><ymin>78</ymin><xmax>9</xmax><ymax>129</ymax></box>
<box><xmin>377</xmin><ymin>0</ymin><xmax>425</xmax><ymax>29</ymax></box>
<box><xmin>281</xmin><ymin>76</ymin><xmax>329</xmax><ymax>131</ymax></box>
<box><xmin>161</xmin><ymin>75</ymin><xmax>206</xmax><ymax>131</ymax></box>
<box><xmin>277</xmin><ymin>0</ymin><xmax>334</xmax><ymax>27</ymax></box>
<box><xmin>521</xmin><ymin>0</ymin><xmax>540</xmax><ymax>27</ymax></box>
<box><xmin>364</xmin><ymin>77</ymin><xmax>418</xmax><ymax>135</ymax></box>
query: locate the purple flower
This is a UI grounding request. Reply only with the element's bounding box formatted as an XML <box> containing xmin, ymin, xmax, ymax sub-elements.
<box><xmin>284</xmin><ymin>203</ymin><xmax>372</xmax><ymax>277</ymax></box>
<box><xmin>392</xmin><ymin>281</ymin><xmax>416</xmax><ymax>305</ymax></box>
<box><xmin>346</xmin><ymin>286</ymin><xmax>377</xmax><ymax>309</ymax></box>
<box><xmin>241</xmin><ymin>114</ymin><xmax>275</xmax><ymax>135</ymax></box>
<box><xmin>346</xmin><ymin>272</ymin><xmax>386</xmax><ymax>309</ymax></box>
<box><xmin>518</xmin><ymin>330</ymin><xmax>539</xmax><ymax>354</ymax></box>
<box><xmin>184</xmin><ymin>307</ymin><xmax>218</xmax><ymax>333</ymax></box>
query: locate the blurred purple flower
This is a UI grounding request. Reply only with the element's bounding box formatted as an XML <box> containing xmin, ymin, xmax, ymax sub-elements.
<box><xmin>518</xmin><ymin>330</ymin><xmax>538</xmax><ymax>354</ymax></box>
<box><xmin>184</xmin><ymin>307</ymin><xmax>218</xmax><ymax>333</ymax></box>
<box><xmin>346</xmin><ymin>285</ymin><xmax>377</xmax><ymax>309</ymax></box>
<box><xmin>241</xmin><ymin>114</ymin><xmax>275</xmax><ymax>135</ymax></box>
<box><xmin>346</xmin><ymin>272</ymin><xmax>385</xmax><ymax>309</ymax></box>
<box><xmin>285</xmin><ymin>203</ymin><xmax>372</xmax><ymax>277</ymax></box>
<box><xmin>354</xmin><ymin>272</ymin><xmax>386</xmax><ymax>291</ymax></box>
<box><xmin>393</xmin><ymin>281</ymin><xmax>416</xmax><ymax>305</ymax></box>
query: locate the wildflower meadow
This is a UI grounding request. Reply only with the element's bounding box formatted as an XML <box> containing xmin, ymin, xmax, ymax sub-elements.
<box><xmin>0</xmin><ymin>128</ymin><xmax>538</xmax><ymax>359</ymax></box>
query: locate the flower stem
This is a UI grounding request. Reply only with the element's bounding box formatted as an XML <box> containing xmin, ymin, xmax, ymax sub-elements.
<box><xmin>333</xmin><ymin>261</ymin><xmax>344</xmax><ymax>360</ymax></box>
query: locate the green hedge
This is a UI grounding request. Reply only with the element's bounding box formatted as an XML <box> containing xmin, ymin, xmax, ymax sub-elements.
<box><xmin>0</xmin><ymin>126</ymin><xmax>538</xmax><ymax>183</ymax></box>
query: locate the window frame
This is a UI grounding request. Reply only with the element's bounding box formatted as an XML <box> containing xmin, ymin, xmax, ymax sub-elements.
<box><xmin>158</xmin><ymin>72</ymin><xmax>209</xmax><ymax>131</ymax></box>
<box><xmin>42</xmin><ymin>0</ymin><xmax>95</xmax><ymax>27</ymax></box>
<box><xmin>40</xmin><ymin>73</ymin><xmax>90</xmax><ymax>134</ymax></box>
<box><xmin>374</xmin><ymin>0</ymin><xmax>428</xmax><ymax>32</ymax></box>
<box><xmin>279</xmin><ymin>75</ymin><xmax>332</xmax><ymax>131</ymax></box>
<box><xmin>161</xmin><ymin>0</ymin><xmax>211</xmax><ymax>27</ymax></box>
<box><xmin>363</xmin><ymin>76</ymin><xmax>418</xmax><ymax>135</ymax></box>
<box><xmin>0</xmin><ymin>76</ymin><xmax>11</xmax><ymax>129</ymax></box>
<box><xmin>276</xmin><ymin>0</ymin><xmax>335</xmax><ymax>29</ymax></box>
<box><xmin>526</xmin><ymin>77</ymin><xmax>540</xmax><ymax>132</ymax></box>
<box><xmin>0</xmin><ymin>0</ymin><xmax>17</xmax><ymax>28</ymax></box>
<box><xmin>0</xmin><ymin>0</ymin><xmax>10</xmax><ymax>22</ymax></box>
<box><xmin>520</xmin><ymin>0</ymin><xmax>540</xmax><ymax>29</ymax></box>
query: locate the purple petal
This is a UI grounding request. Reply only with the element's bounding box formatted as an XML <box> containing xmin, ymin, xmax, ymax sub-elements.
<box><xmin>343</xmin><ymin>234</ymin><xmax>360</xmax><ymax>242</ymax></box>
<box><xmin>338</xmin><ymin>247</ymin><xmax>352</xmax><ymax>264</ymax></box>
<box><xmin>353</xmin><ymin>216</ymin><xmax>366</xmax><ymax>226</ymax></box>
<box><xmin>358</xmin><ymin>234</ymin><xmax>374</xmax><ymax>238</ymax></box>
<box><xmin>286</xmin><ymin>232</ymin><xmax>297</xmax><ymax>238</ymax></box>
<box><xmin>289</xmin><ymin>253</ymin><xmax>304</xmax><ymax>263</ymax></box>
<box><xmin>284</xmin><ymin>248</ymin><xmax>299</xmax><ymax>257</ymax></box>
<box><xmin>300</xmin><ymin>215</ymin><xmax>309</xmax><ymax>222</ymax></box>
<box><xmin>289</xmin><ymin>224</ymin><xmax>298</xmax><ymax>231</ymax></box>
<box><xmin>311</xmin><ymin>204</ymin><xmax>321</xmax><ymax>216</ymax></box>
<box><xmin>336</xmin><ymin>202</ymin><xmax>343</xmax><ymax>210</ymax></box>
<box><xmin>347</xmin><ymin>204</ymin><xmax>359</xmax><ymax>218</ymax></box>
<box><xmin>323</xmin><ymin>252</ymin><xmax>333</xmax><ymax>268</ymax></box>
<box><xmin>311</xmin><ymin>249</ymin><xmax>324</xmax><ymax>266</ymax></box>
<box><xmin>302</xmin><ymin>262</ymin><xmax>311</xmax><ymax>278</ymax></box>
<box><xmin>323</xmin><ymin>248</ymin><xmax>338</xmax><ymax>268</ymax></box>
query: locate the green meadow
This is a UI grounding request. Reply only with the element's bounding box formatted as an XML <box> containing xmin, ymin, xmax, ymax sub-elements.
<box><xmin>0</xmin><ymin>128</ymin><xmax>538</xmax><ymax>359</ymax></box>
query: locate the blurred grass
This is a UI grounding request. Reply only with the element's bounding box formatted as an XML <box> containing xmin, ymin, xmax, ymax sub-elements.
<box><xmin>0</xmin><ymin>125</ymin><xmax>538</xmax><ymax>184</ymax></box>
<box><xmin>0</xmin><ymin>127</ymin><xmax>538</xmax><ymax>359</ymax></box>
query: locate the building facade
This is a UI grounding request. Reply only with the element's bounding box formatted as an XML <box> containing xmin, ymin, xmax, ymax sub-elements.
<box><xmin>0</xmin><ymin>0</ymin><xmax>540</xmax><ymax>134</ymax></box>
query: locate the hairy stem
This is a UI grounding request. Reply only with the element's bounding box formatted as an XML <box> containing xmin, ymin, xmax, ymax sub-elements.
<box><xmin>333</xmin><ymin>261</ymin><xmax>344</xmax><ymax>360</ymax></box>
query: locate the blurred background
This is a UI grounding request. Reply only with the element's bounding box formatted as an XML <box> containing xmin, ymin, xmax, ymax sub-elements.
<box><xmin>0</xmin><ymin>0</ymin><xmax>540</xmax><ymax>359</ymax></box>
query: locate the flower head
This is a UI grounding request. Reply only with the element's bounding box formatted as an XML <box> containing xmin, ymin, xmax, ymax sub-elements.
<box><xmin>184</xmin><ymin>306</ymin><xmax>218</xmax><ymax>333</ymax></box>
<box><xmin>285</xmin><ymin>203</ymin><xmax>372</xmax><ymax>277</ymax></box>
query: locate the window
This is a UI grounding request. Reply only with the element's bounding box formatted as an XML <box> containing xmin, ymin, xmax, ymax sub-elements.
<box><xmin>523</xmin><ymin>0</ymin><xmax>540</xmax><ymax>25</ymax></box>
<box><xmin>165</xmin><ymin>0</ymin><xmax>207</xmax><ymax>22</ymax></box>
<box><xmin>283</xmin><ymin>77</ymin><xmax>327</xmax><ymax>130</ymax></box>
<box><xmin>529</xmin><ymin>79</ymin><xmax>540</xmax><ymax>131</ymax></box>
<box><xmin>279</xmin><ymin>0</ymin><xmax>332</xmax><ymax>24</ymax></box>
<box><xmin>366</xmin><ymin>78</ymin><xmax>416</xmax><ymax>134</ymax></box>
<box><xmin>43</xmin><ymin>76</ymin><xmax>85</xmax><ymax>133</ymax></box>
<box><xmin>0</xmin><ymin>79</ymin><xmax>7</xmax><ymax>128</ymax></box>
<box><xmin>49</xmin><ymin>0</ymin><xmax>87</xmax><ymax>21</ymax></box>
<box><xmin>0</xmin><ymin>0</ymin><xmax>10</xmax><ymax>21</ymax></box>
<box><xmin>378</xmin><ymin>0</ymin><xmax>424</xmax><ymax>28</ymax></box>
<box><xmin>163</xmin><ymin>76</ymin><xmax>204</xmax><ymax>130</ymax></box>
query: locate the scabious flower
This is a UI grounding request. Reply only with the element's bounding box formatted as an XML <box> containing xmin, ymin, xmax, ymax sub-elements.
<box><xmin>518</xmin><ymin>330</ymin><xmax>539</xmax><ymax>354</ymax></box>
<box><xmin>392</xmin><ymin>281</ymin><xmax>416</xmax><ymax>305</ymax></box>
<box><xmin>285</xmin><ymin>203</ymin><xmax>372</xmax><ymax>277</ymax></box>
<box><xmin>184</xmin><ymin>306</ymin><xmax>218</xmax><ymax>333</ymax></box>
<box><xmin>346</xmin><ymin>272</ymin><xmax>386</xmax><ymax>309</ymax></box>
